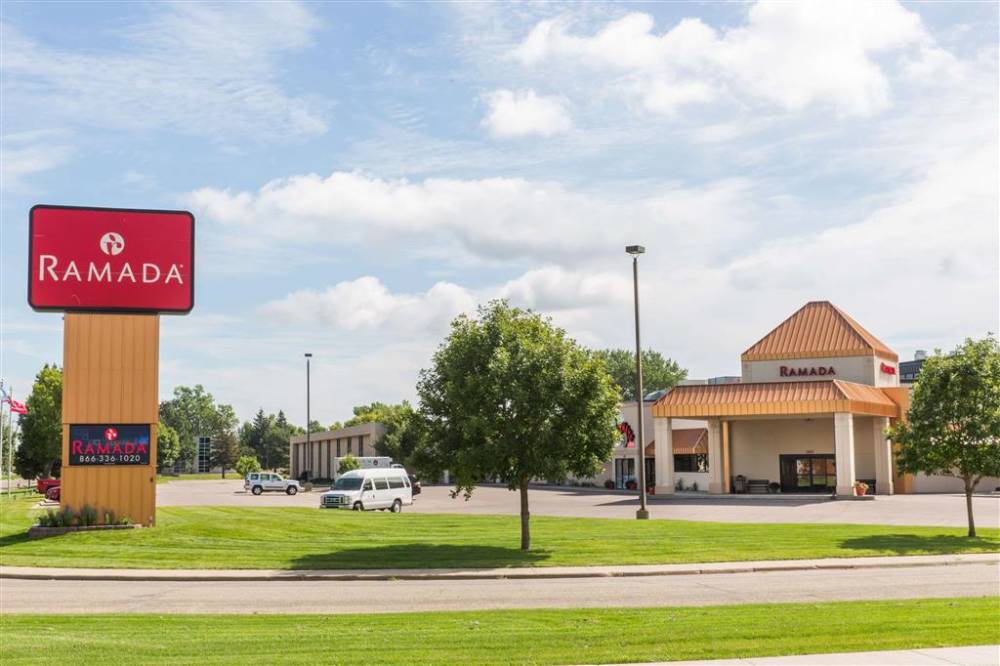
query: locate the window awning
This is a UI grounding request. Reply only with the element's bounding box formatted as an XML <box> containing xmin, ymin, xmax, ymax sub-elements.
<box><xmin>652</xmin><ymin>380</ymin><xmax>901</xmax><ymax>419</ymax></box>
<box><xmin>644</xmin><ymin>428</ymin><xmax>708</xmax><ymax>456</ymax></box>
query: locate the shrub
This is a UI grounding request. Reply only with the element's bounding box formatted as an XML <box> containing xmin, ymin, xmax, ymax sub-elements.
<box><xmin>103</xmin><ymin>510</ymin><xmax>117</xmax><ymax>525</ymax></box>
<box><xmin>58</xmin><ymin>505</ymin><xmax>75</xmax><ymax>527</ymax></box>
<box><xmin>235</xmin><ymin>455</ymin><xmax>262</xmax><ymax>478</ymax></box>
<box><xmin>78</xmin><ymin>504</ymin><xmax>98</xmax><ymax>526</ymax></box>
<box><xmin>337</xmin><ymin>454</ymin><xmax>361</xmax><ymax>474</ymax></box>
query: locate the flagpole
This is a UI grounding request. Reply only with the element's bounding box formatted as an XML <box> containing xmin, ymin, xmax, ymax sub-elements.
<box><xmin>2</xmin><ymin>383</ymin><xmax>10</xmax><ymax>499</ymax></box>
<box><xmin>1</xmin><ymin>380</ymin><xmax>6</xmax><ymax>497</ymax></box>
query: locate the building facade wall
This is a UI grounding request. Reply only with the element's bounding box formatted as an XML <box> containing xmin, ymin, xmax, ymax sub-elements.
<box><xmin>741</xmin><ymin>355</ymin><xmax>899</xmax><ymax>387</ymax></box>
<box><xmin>910</xmin><ymin>473</ymin><xmax>1000</xmax><ymax>493</ymax></box>
<box><xmin>289</xmin><ymin>422</ymin><xmax>387</xmax><ymax>479</ymax></box>
<box><xmin>727</xmin><ymin>416</ymin><xmax>879</xmax><ymax>485</ymax></box>
<box><xmin>729</xmin><ymin>418</ymin><xmax>835</xmax><ymax>483</ymax></box>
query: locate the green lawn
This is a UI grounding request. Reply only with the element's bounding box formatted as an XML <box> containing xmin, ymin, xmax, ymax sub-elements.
<box><xmin>2</xmin><ymin>598</ymin><xmax>997</xmax><ymax>665</ymax></box>
<box><xmin>1</xmin><ymin>497</ymin><xmax>997</xmax><ymax>570</ymax></box>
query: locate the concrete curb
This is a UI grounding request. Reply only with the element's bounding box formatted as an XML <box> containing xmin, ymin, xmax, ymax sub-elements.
<box><xmin>1</xmin><ymin>553</ymin><xmax>996</xmax><ymax>583</ymax></box>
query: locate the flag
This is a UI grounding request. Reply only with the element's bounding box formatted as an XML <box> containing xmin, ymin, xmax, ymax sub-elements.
<box><xmin>3</xmin><ymin>398</ymin><xmax>27</xmax><ymax>415</ymax></box>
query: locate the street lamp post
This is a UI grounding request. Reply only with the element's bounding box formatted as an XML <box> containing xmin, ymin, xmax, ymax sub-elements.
<box><xmin>305</xmin><ymin>353</ymin><xmax>312</xmax><ymax>481</ymax></box>
<box><xmin>626</xmin><ymin>245</ymin><xmax>649</xmax><ymax>520</ymax></box>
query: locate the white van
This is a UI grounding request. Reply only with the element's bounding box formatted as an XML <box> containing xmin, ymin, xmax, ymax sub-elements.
<box><xmin>320</xmin><ymin>467</ymin><xmax>413</xmax><ymax>512</ymax></box>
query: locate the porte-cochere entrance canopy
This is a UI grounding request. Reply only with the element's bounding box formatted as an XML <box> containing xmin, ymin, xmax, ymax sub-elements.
<box><xmin>649</xmin><ymin>301</ymin><xmax>908</xmax><ymax>498</ymax></box>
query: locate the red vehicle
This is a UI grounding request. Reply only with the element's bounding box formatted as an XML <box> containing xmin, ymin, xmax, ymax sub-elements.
<box><xmin>36</xmin><ymin>478</ymin><xmax>60</xmax><ymax>494</ymax></box>
<box><xmin>45</xmin><ymin>485</ymin><xmax>61</xmax><ymax>502</ymax></box>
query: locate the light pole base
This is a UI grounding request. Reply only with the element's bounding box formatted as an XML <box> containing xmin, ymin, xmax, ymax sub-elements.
<box><xmin>636</xmin><ymin>509</ymin><xmax>650</xmax><ymax>520</ymax></box>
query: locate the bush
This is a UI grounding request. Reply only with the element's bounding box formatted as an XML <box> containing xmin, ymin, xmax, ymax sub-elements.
<box><xmin>78</xmin><ymin>504</ymin><xmax>98</xmax><ymax>526</ymax></box>
<box><xmin>337</xmin><ymin>454</ymin><xmax>361</xmax><ymax>474</ymax></box>
<box><xmin>235</xmin><ymin>455</ymin><xmax>262</xmax><ymax>478</ymax></box>
<box><xmin>58</xmin><ymin>505</ymin><xmax>75</xmax><ymax>527</ymax></box>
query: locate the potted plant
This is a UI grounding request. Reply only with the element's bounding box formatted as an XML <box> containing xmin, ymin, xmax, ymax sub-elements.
<box><xmin>603</xmin><ymin>479</ymin><xmax>615</xmax><ymax>490</ymax></box>
<box><xmin>853</xmin><ymin>481</ymin><xmax>869</xmax><ymax>496</ymax></box>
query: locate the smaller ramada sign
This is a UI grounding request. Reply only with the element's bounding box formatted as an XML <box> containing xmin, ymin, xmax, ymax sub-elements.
<box><xmin>69</xmin><ymin>424</ymin><xmax>151</xmax><ymax>466</ymax></box>
<box><xmin>779</xmin><ymin>365</ymin><xmax>836</xmax><ymax>377</ymax></box>
<box><xmin>880</xmin><ymin>362</ymin><xmax>897</xmax><ymax>375</ymax></box>
<box><xmin>29</xmin><ymin>205</ymin><xmax>194</xmax><ymax>313</ymax></box>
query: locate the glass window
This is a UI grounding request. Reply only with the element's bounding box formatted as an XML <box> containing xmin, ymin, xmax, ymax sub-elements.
<box><xmin>374</xmin><ymin>478</ymin><xmax>389</xmax><ymax>490</ymax></box>
<box><xmin>403</xmin><ymin>476</ymin><xmax>411</xmax><ymax>487</ymax></box>
<box><xmin>334</xmin><ymin>477</ymin><xmax>362</xmax><ymax>491</ymax></box>
<box><xmin>363</xmin><ymin>479</ymin><xmax>374</xmax><ymax>491</ymax></box>
<box><xmin>389</xmin><ymin>477</ymin><xmax>404</xmax><ymax>489</ymax></box>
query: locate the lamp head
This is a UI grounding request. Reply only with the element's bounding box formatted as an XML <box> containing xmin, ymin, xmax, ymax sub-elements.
<box><xmin>304</xmin><ymin>353</ymin><xmax>313</xmax><ymax>358</ymax></box>
<box><xmin>625</xmin><ymin>245</ymin><xmax>645</xmax><ymax>256</ymax></box>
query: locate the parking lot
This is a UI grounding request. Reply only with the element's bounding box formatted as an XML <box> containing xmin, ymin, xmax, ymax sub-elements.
<box><xmin>156</xmin><ymin>479</ymin><xmax>999</xmax><ymax>527</ymax></box>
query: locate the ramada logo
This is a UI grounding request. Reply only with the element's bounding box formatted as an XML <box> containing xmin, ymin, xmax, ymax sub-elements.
<box><xmin>38</xmin><ymin>230</ymin><xmax>184</xmax><ymax>285</ymax></box>
<box><xmin>779</xmin><ymin>365</ymin><xmax>836</xmax><ymax>377</ymax></box>
<box><xmin>99</xmin><ymin>232</ymin><xmax>125</xmax><ymax>256</ymax></box>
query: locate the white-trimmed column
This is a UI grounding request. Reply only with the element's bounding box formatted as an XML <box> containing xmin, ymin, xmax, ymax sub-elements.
<box><xmin>834</xmin><ymin>413</ymin><xmax>857</xmax><ymax>497</ymax></box>
<box><xmin>872</xmin><ymin>417</ymin><xmax>894</xmax><ymax>495</ymax></box>
<box><xmin>653</xmin><ymin>417</ymin><xmax>674</xmax><ymax>495</ymax></box>
<box><xmin>707</xmin><ymin>418</ymin><xmax>725</xmax><ymax>494</ymax></box>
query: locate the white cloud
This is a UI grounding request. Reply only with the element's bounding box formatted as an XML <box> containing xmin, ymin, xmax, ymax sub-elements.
<box><xmin>258</xmin><ymin>277</ymin><xmax>477</xmax><ymax>333</ymax></box>
<box><xmin>1</xmin><ymin>2</ymin><xmax>328</xmax><ymax>141</ymax></box>
<box><xmin>498</xmin><ymin>267</ymin><xmax>630</xmax><ymax>311</ymax></box>
<box><xmin>482</xmin><ymin>89</ymin><xmax>572</xmax><ymax>137</ymax></box>
<box><xmin>1</xmin><ymin>130</ymin><xmax>73</xmax><ymax>190</ymax></box>
<box><xmin>186</xmin><ymin>171</ymin><xmax>760</xmax><ymax>268</ymax></box>
<box><xmin>258</xmin><ymin>266</ymin><xmax>633</xmax><ymax>334</ymax></box>
<box><xmin>513</xmin><ymin>1</ymin><xmax>935</xmax><ymax>117</ymax></box>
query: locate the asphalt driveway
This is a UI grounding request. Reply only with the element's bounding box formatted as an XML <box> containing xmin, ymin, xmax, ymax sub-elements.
<box><xmin>156</xmin><ymin>480</ymin><xmax>1000</xmax><ymax>528</ymax></box>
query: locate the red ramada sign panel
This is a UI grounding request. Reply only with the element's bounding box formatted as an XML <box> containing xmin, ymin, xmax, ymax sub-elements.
<box><xmin>29</xmin><ymin>205</ymin><xmax>194</xmax><ymax>314</ymax></box>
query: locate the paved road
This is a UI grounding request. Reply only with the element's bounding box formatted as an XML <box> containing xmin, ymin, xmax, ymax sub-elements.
<box><xmin>158</xmin><ymin>480</ymin><xmax>1000</xmax><ymax>527</ymax></box>
<box><xmin>630</xmin><ymin>645</ymin><xmax>1000</xmax><ymax>666</ymax></box>
<box><xmin>3</xmin><ymin>562</ymin><xmax>996</xmax><ymax>614</ymax></box>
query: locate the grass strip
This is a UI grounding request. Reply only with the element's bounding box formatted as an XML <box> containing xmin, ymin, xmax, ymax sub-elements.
<box><xmin>1</xmin><ymin>598</ymin><xmax>998</xmax><ymax>665</ymax></box>
<box><xmin>1</xmin><ymin>498</ymin><xmax>997</xmax><ymax>570</ymax></box>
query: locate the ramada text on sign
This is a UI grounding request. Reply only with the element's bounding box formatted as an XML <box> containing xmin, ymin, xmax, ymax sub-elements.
<box><xmin>29</xmin><ymin>205</ymin><xmax>194</xmax><ymax>314</ymax></box>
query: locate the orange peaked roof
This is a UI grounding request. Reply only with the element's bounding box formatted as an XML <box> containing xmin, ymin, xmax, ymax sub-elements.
<box><xmin>742</xmin><ymin>301</ymin><xmax>897</xmax><ymax>363</ymax></box>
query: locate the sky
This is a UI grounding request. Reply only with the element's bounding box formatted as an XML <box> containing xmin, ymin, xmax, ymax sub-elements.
<box><xmin>1</xmin><ymin>1</ymin><xmax>998</xmax><ymax>427</ymax></box>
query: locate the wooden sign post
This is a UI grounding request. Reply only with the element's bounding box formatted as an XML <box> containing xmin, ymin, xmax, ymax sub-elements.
<box><xmin>30</xmin><ymin>205</ymin><xmax>194</xmax><ymax>527</ymax></box>
<box><xmin>61</xmin><ymin>314</ymin><xmax>160</xmax><ymax>525</ymax></box>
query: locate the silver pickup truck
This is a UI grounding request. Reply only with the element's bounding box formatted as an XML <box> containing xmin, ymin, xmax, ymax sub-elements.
<box><xmin>244</xmin><ymin>472</ymin><xmax>302</xmax><ymax>495</ymax></box>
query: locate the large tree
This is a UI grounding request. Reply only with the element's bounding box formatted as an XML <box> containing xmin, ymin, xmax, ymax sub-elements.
<box><xmin>14</xmin><ymin>364</ymin><xmax>63</xmax><ymax>479</ymax></box>
<box><xmin>592</xmin><ymin>349</ymin><xmax>686</xmax><ymax>401</ymax></box>
<box><xmin>346</xmin><ymin>401</ymin><xmax>421</xmax><ymax>465</ymax></box>
<box><xmin>210</xmin><ymin>430</ymin><xmax>242</xmax><ymax>478</ymax></box>
<box><xmin>156</xmin><ymin>421</ymin><xmax>182</xmax><ymax>471</ymax></box>
<box><xmin>415</xmin><ymin>301</ymin><xmax>620</xmax><ymax>551</ymax></box>
<box><xmin>159</xmin><ymin>385</ymin><xmax>237</xmax><ymax>470</ymax></box>
<box><xmin>888</xmin><ymin>336</ymin><xmax>1000</xmax><ymax>537</ymax></box>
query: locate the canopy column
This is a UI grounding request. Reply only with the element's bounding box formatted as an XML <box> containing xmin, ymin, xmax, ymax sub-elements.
<box><xmin>707</xmin><ymin>418</ymin><xmax>725</xmax><ymax>494</ymax></box>
<box><xmin>872</xmin><ymin>416</ymin><xmax>894</xmax><ymax>495</ymax></box>
<box><xmin>653</xmin><ymin>417</ymin><xmax>674</xmax><ymax>495</ymax></box>
<box><xmin>834</xmin><ymin>412</ymin><xmax>857</xmax><ymax>497</ymax></box>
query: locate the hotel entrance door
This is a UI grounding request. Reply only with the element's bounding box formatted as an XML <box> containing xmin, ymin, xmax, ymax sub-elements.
<box><xmin>779</xmin><ymin>455</ymin><xmax>836</xmax><ymax>493</ymax></box>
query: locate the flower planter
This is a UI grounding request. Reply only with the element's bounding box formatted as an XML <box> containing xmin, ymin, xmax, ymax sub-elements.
<box><xmin>28</xmin><ymin>524</ymin><xmax>142</xmax><ymax>539</ymax></box>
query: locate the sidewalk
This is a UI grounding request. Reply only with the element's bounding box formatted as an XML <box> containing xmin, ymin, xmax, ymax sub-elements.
<box><xmin>1</xmin><ymin>552</ymin><xmax>995</xmax><ymax>582</ymax></box>
<box><xmin>611</xmin><ymin>644</ymin><xmax>1000</xmax><ymax>666</ymax></box>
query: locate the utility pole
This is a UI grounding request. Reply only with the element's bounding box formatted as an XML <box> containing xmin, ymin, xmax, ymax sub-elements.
<box><xmin>305</xmin><ymin>353</ymin><xmax>312</xmax><ymax>481</ymax></box>
<box><xmin>626</xmin><ymin>245</ymin><xmax>649</xmax><ymax>520</ymax></box>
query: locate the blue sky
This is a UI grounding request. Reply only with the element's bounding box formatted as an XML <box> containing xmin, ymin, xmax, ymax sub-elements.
<box><xmin>2</xmin><ymin>1</ymin><xmax>997</xmax><ymax>426</ymax></box>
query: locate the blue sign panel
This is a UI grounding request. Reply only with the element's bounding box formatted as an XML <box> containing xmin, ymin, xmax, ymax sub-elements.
<box><xmin>69</xmin><ymin>424</ymin><xmax>151</xmax><ymax>465</ymax></box>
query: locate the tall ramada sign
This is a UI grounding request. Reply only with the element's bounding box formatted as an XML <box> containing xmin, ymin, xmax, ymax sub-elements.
<box><xmin>29</xmin><ymin>205</ymin><xmax>195</xmax><ymax>313</ymax></box>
